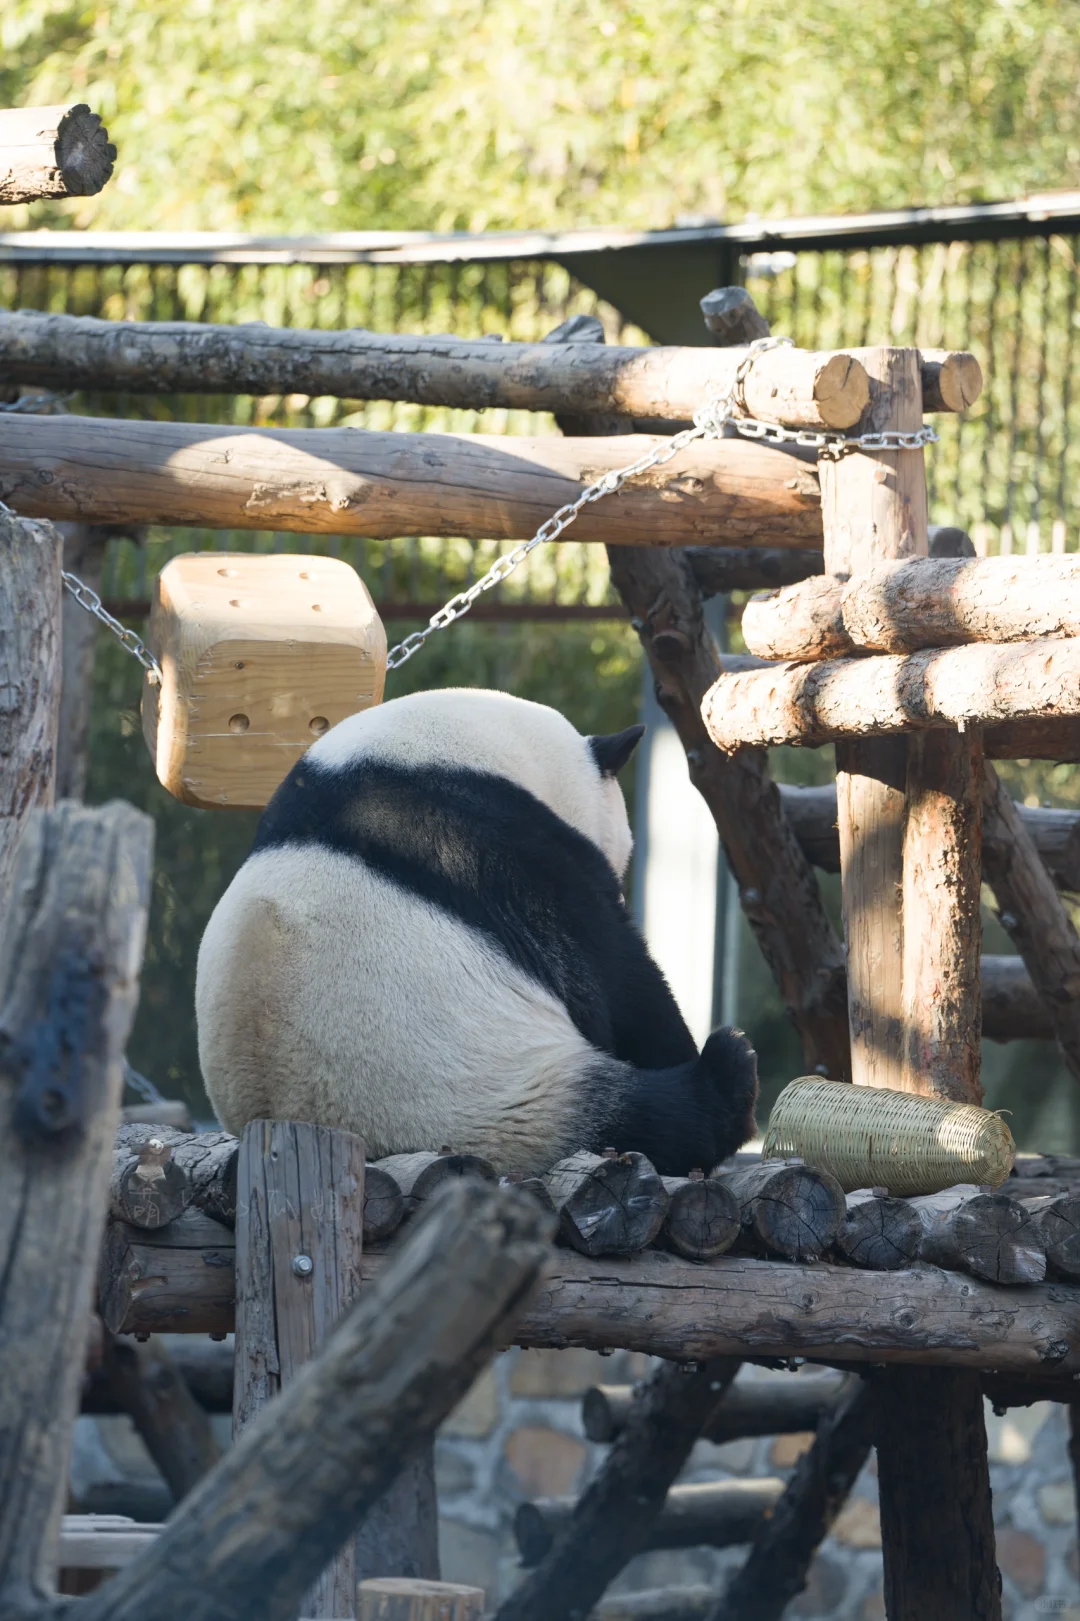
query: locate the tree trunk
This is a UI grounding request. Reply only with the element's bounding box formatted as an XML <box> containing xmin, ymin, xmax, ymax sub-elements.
<box><xmin>900</xmin><ymin>728</ymin><xmax>983</xmax><ymax>1099</ymax></box>
<box><xmin>981</xmin><ymin>764</ymin><xmax>1080</xmax><ymax>1083</ymax></box>
<box><xmin>99</xmin><ymin>1228</ymin><xmax>1080</xmax><ymax>1372</ymax></box>
<box><xmin>875</xmin><ymin>1367</ymin><xmax>1002</xmax><ymax>1621</ymax></box>
<box><xmin>709</xmin><ymin>1379</ymin><xmax>876</xmax><ymax>1621</ymax></box>
<box><xmin>493</xmin><ymin>1358</ymin><xmax>741</xmax><ymax>1621</ymax></box>
<box><xmin>0</xmin><ymin>801</ymin><xmax>153</xmax><ymax>1616</ymax></box>
<box><xmin>0</xmin><ymin>310</ymin><xmax>875</xmax><ymax>427</ymax></box>
<box><xmin>0</xmin><ymin>105</ymin><xmax>116</xmax><ymax>204</ymax></box>
<box><xmin>702</xmin><ymin>636</ymin><xmax>1080</xmax><ymax>752</ymax></box>
<box><xmin>71</xmin><ymin>1181</ymin><xmax>552</xmax><ymax>1621</ymax></box>
<box><xmin>982</xmin><ymin>955</ymin><xmax>1053</xmax><ymax>1042</ymax></box>
<box><xmin>778</xmin><ymin>781</ymin><xmax>1080</xmax><ymax>892</ymax></box>
<box><xmin>0</xmin><ymin>510</ymin><xmax>62</xmax><ymax>914</ymax></box>
<box><xmin>0</xmin><ymin>414</ymin><xmax>825</xmax><ymax>548</ymax></box>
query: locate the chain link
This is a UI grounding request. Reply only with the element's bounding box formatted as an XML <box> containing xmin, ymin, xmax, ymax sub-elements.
<box><xmin>384</xmin><ymin>337</ymin><xmax>938</xmax><ymax>671</ymax></box>
<box><xmin>61</xmin><ymin>571</ymin><xmax>163</xmax><ymax>685</ymax></box>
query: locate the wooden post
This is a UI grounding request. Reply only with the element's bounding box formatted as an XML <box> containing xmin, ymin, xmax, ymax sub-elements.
<box><xmin>818</xmin><ymin>348</ymin><xmax>927</xmax><ymax>1093</ymax></box>
<box><xmin>56</xmin><ymin>522</ymin><xmax>112</xmax><ymax>800</ymax></box>
<box><xmin>0</xmin><ymin>801</ymin><xmax>153</xmax><ymax>1612</ymax></box>
<box><xmin>358</xmin><ymin>1579</ymin><xmax>485</xmax><ymax>1621</ymax></box>
<box><xmin>0</xmin><ymin>509</ymin><xmax>62</xmax><ymax>912</ymax></box>
<box><xmin>233</xmin><ymin>1119</ymin><xmax>439</xmax><ymax>1617</ymax></box>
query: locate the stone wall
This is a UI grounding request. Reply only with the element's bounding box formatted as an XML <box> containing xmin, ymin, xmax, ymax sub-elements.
<box><xmin>71</xmin><ymin>1343</ymin><xmax>1080</xmax><ymax>1618</ymax></box>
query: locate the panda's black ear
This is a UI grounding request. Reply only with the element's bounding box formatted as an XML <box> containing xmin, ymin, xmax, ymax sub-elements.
<box><xmin>588</xmin><ymin>724</ymin><xmax>646</xmax><ymax>778</ymax></box>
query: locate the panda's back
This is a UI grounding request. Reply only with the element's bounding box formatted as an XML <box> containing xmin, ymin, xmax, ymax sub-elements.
<box><xmin>196</xmin><ymin>752</ymin><xmax>625</xmax><ymax>1166</ymax></box>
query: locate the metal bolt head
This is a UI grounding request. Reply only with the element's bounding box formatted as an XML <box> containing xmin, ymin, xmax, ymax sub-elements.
<box><xmin>292</xmin><ymin>1253</ymin><xmax>314</xmax><ymax>1278</ymax></box>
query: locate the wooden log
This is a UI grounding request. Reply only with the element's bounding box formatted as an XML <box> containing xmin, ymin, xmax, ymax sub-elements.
<box><xmin>919</xmin><ymin>350</ymin><xmax>984</xmax><ymax>414</ymax></box>
<box><xmin>1018</xmin><ymin>1193</ymin><xmax>1080</xmax><ymax>1280</ymax></box>
<box><xmin>834</xmin><ymin>1189</ymin><xmax>923</xmax><ymax>1270</ymax></box>
<box><xmin>491</xmin><ymin>1357</ymin><xmax>741</xmax><ymax>1621</ymax></box>
<box><xmin>0</xmin><ymin>509</ymin><xmax>62</xmax><ymax>913</ymax></box>
<box><xmin>981</xmin><ymin>764</ymin><xmax>1080</xmax><ymax>1082</ymax></box>
<box><xmin>912</xmin><ymin>1187</ymin><xmax>1046</xmax><ymax>1285</ymax></box>
<box><xmin>900</xmin><ymin>727</ymin><xmax>984</xmax><ymax>1099</ymax></box>
<box><xmin>581</xmin><ymin>1371</ymin><xmax>851</xmax><ymax>1445</ymax></box>
<box><xmin>99</xmin><ymin>1227</ymin><xmax>1080</xmax><ymax>1372</ymax></box>
<box><xmin>0</xmin><ymin>801</ymin><xmax>153</xmax><ymax>1614</ymax></box>
<box><xmin>820</xmin><ymin>349</ymin><xmax>928</xmax><ymax>1093</ymax></box>
<box><xmin>842</xmin><ymin>555</ymin><xmax>1080</xmax><ymax>653</ymax></box>
<box><xmin>375</xmin><ymin>1150</ymin><xmax>497</xmax><ymax>1214</ymax></box>
<box><xmin>501</xmin><ymin>1174</ymin><xmax>557</xmax><ymax>1214</ymax></box>
<box><xmin>74</xmin><ymin>1180</ymin><xmax>552</xmax><ymax>1621</ymax></box>
<box><xmin>778</xmin><ymin>782</ymin><xmax>1080</xmax><ymax>892</ymax></box>
<box><xmin>0</xmin><ymin>414</ymin><xmax>824</xmax><ymax>549</ymax></box>
<box><xmin>986</xmin><ymin>716</ymin><xmax>1080</xmax><ymax>760</ymax></box>
<box><xmin>0</xmin><ymin>309</ymin><xmax>870</xmax><ymax>429</ymax></box>
<box><xmin>362</xmin><ymin>1162</ymin><xmax>409</xmax><ymax>1239</ymax></box>
<box><xmin>594</xmin><ymin>1590</ymin><xmax>714</xmax><ymax>1621</ymax></box>
<box><xmin>120</xmin><ymin>1098</ymin><xmax>192</xmax><ymax>1130</ymax></box>
<box><xmin>97</xmin><ymin>1332</ymin><xmax>222</xmax><ymax>1500</ymax></box>
<box><xmin>544</xmin><ymin>1150</ymin><xmax>669</xmax><ymax>1257</ymax></box>
<box><xmin>83</xmin><ymin>1337</ymin><xmax>235</xmax><ymax>1415</ymax></box>
<box><xmin>0</xmin><ymin>103</ymin><xmax>116</xmax><ymax>204</ymax></box>
<box><xmin>112</xmin><ymin>1123</ymin><xmax>239</xmax><ymax>1228</ymax></box>
<box><xmin>513</xmin><ymin>1479</ymin><xmax>783</xmax><ymax>1566</ymax></box>
<box><xmin>703</xmin><ymin>636</ymin><xmax>1080</xmax><ymax>751</ymax></box>
<box><xmin>711</xmin><ymin>1379</ymin><xmax>875</xmax><ymax>1621</ymax></box>
<box><xmin>660</xmin><ymin>1173</ymin><xmax>739</xmax><ymax>1261</ymax></box>
<box><xmin>235</xmin><ymin>1119</ymin><xmax>440</xmax><ymax>1609</ymax></box>
<box><xmin>685</xmin><ymin>545</ymin><xmax>823</xmax><ymax>597</ymax></box>
<box><xmin>358</xmin><ymin>1579</ymin><xmax>486</xmax><ymax>1621</ymax></box>
<box><xmin>875</xmin><ymin>1366</ymin><xmax>1003</xmax><ymax>1621</ymax></box>
<box><xmin>604</xmin><ymin>301</ymin><xmax>849</xmax><ymax>1082</ymax></box>
<box><xmin>741</xmin><ymin>575</ymin><xmax>850</xmax><ymax>662</ymax></box>
<box><xmin>716</xmin><ymin>1161</ymin><xmax>846</xmax><ymax>1262</ymax></box>
<box><xmin>982</xmin><ymin>955</ymin><xmax>1053</xmax><ymax>1041</ymax></box>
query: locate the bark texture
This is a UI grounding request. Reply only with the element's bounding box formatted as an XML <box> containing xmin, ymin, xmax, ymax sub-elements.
<box><xmin>685</xmin><ymin>545</ymin><xmax>823</xmax><ymax>598</ymax></box>
<box><xmin>0</xmin><ymin>510</ymin><xmax>62</xmax><ymax>914</ymax></box>
<box><xmin>834</xmin><ymin>1190</ymin><xmax>923</xmax><ymax>1270</ymax></box>
<box><xmin>0</xmin><ymin>104</ymin><xmax>116</xmax><ymax>204</ymax></box>
<box><xmin>741</xmin><ymin>576</ymin><xmax>850</xmax><ymax>662</ymax></box>
<box><xmin>0</xmin><ymin>414</ymin><xmax>824</xmax><ymax>548</ymax></box>
<box><xmin>702</xmin><ymin>637</ymin><xmax>1080</xmax><ymax>751</ymax></box>
<box><xmin>0</xmin><ymin>801</ymin><xmax>153</xmax><ymax>1616</ymax></box>
<box><xmin>912</xmin><ymin>1188</ymin><xmax>1047</xmax><ymax>1285</ymax></box>
<box><xmin>544</xmin><ymin>1151</ymin><xmax>669</xmax><ymax>1257</ymax></box>
<box><xmin>716</xmin><ymin>1162</ymin><xmax>846</xmax><ymax>1262</ymax></box>
<box><xmin>660</xmin><ymin>1174</ymin><xmax>740</xmax><ymax>1261</ymax></box>
<box><xmin>581</xmin><ymin>1372</ymin><xmax>850</xmax><ymax>1445</ymax></box>
<box><xmin>843</xmin><ymin>555</ymin><xmax>1080</xmax><ymax>652</ymax></box>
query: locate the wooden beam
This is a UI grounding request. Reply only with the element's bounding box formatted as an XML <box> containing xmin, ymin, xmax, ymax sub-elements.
<box><xmin>702</xmin><ymin>637</ymin><xmax>1080</xmax><ymax>751</ymax></box>
<box><xmin>777</xmin><ymin>782</ymin><xmax>1080</xmax><ymax>892</ymax></box>
<box><xmin>581</xmin><ymin>1371</ymin><xmax>850</xmax><ymax>1445</ymax></box>
<box><xmin>0</xmin><ymin>104</ymin><xmax>116</xmax><ymax>204</ymax></box>
<box><xmin>982</xmin><ymin>954</ymin><xmax>1054</xmax><ymax>1042</ymax></box>
<box><xmin>875</xmin><ymin>1368</ymin><xmax>1002</xmax><ymax>1620</ymax></box>
<box><xmin>711</xmin><ymin>1379</ymin><xmax>875</xmax><ymax>1621</ymax></box>
<box><xmin>685</xmin><ymin>544</ymin><xmax>823</xmax><ymax>597</ymax></box>
<box><xmin>492</xmin><ymin>1358</ymin><xmax>741</xmax><ymax>1621</ymax></box>
<box><xmin>73</xmin><ymin>1181</ymin><xmax>552</xmax><ymax>1621</ymax></box>
<box><xmin>0</xmin><ymin>310</ymin><xmax>873</xmax><ymax>426</ymax></box>
<box><xmin>100</xmin><ymin>1234</ymin><xmax>1080</xmax><ymax>1374</ymax></box>
<box><xmin>514</xmin><ymin>1479</ymin><xmax>781</xmax><ymax>1565</ymax></box>
<box><xmin>0</xmin><ymin>510</ymin><xmax>62</xmax><ymax>913</ymax></box>
<box><xmin>0</xmin><ymin>801</ymin><xmax>153</xmax><ymax>1615</ymax></box>
<box><xmin>0</xmin><ymin>414</ymin><xmax>824</xmax><ymax>547</ymax></box>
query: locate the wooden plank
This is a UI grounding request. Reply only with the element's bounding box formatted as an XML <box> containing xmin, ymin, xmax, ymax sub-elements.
<box><xmin>0</xmin><ymin>802</ymin><xmax>153</xmax><ymax>1609</ymax></box>
<box><xmin>0</xmin><ymin>104</ymin><xmax>116</xmax><ymax>204</ymax></box>
<box><xmin>0</xmin><ymin>415</ymin><xmax>824</xmax><ymax>548</ymax></box>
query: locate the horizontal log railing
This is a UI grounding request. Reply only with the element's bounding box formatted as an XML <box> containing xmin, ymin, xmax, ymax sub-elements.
<box><xmin>702</xmin><ymin>639</ymin><xmax>1080</xmax><ymax>751</ymax></box>
<box><xmin>99</xmin><ymin>1219</ymin><xmax>1080</xmax><ymax>1373</ymax></box>
<box><xmin>0</xmin><ymin>310</ymin><xmax>979</xmax><ymax>422</ymax></box>
<box><xmin>0</xmin><ymin>415</ymin><xmax>823</xmax><ymax>547</ymax></box>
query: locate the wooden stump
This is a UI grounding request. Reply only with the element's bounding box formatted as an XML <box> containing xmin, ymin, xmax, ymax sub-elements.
<box><xmin>358</xmin><ymin>1579</ymin><xmax>485</xmax><ymax>1621</ymax></box>
<box><xmin>660</xmin><ymin>1174</ymin><xmax>739</xmax><ymax>1260</ymax></box>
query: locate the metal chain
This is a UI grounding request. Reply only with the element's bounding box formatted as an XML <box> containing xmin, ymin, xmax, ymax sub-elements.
<box><xmin>61</xmin><ymin>571</ymin><xmax>163</xmax><ymax>685</ymax></box>
<box><xmin>384</xmin><ymin>337</ymin><xmax>938</xmax><ymax>671</ymax></box>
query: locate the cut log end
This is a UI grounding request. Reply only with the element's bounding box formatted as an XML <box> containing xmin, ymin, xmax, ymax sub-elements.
<box><xmin>55</xmin><ymin>104</ymin><xmax>117</xmax><ymax>196</ymax></box>
<box><xmin>835</xmin><ymin>1192</ymin><xmax>923</xmax><ymax>1271</ymax></box>
<box><xmin>544</xmin><ymin>1150</ymin><xmax>669</xmax><ymax>1257</ymax></box>
<box><xmin>921</xmin><ymin>351</ymin><xmax>984</xmax><ymax>414</ymax></box>
<box><xmin>813</xmin><ymin>353</ymin><xmax>871</xmax><ymax>430</ymax></box>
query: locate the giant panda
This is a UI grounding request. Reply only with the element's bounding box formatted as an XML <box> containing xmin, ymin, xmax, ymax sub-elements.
<box><xmin>196</xmin><ymin>687</ymin><xmax>758</xmax><ymax>1176</ymax></box>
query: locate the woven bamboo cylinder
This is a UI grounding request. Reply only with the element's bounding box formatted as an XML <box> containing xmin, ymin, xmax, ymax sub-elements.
<box><xmin>762</xmin><ymin>1078</ymin><xmax>1015</xmax><ymax>1196</ymax></box>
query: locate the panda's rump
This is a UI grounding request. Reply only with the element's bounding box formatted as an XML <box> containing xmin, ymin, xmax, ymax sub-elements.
<box><xmin>196</xmin><ymin>844</ymin><xmax>596</xmax><ymax>1168</ymax></box>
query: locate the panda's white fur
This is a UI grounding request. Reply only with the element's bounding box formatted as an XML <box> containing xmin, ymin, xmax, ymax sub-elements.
<box><xmin>197</xmin><ymin>687</ymin><xmax>758</xmax><ymax>1175</ymax></box>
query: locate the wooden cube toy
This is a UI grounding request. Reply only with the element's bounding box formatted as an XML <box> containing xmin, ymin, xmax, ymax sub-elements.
<box><xmin>141</xmin><ymin>552</ymin><xmax>386</xmax><ymax>809</ymax></box>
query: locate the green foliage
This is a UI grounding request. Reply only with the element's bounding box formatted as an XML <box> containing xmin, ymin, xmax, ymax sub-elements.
<box><xmin>3</xmin><ymin>0</ymin><xmax>1080</xmax><ymax>237</ymax></box>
